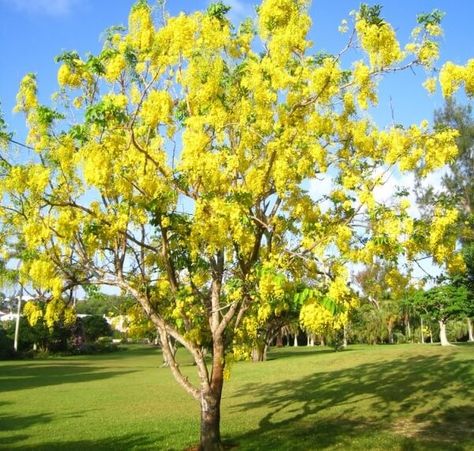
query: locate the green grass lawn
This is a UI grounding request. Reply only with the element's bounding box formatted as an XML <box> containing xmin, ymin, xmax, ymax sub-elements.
<box><xmin>0</xmin><ymin>343</ymin><xmax>473</xmax><ymax>450</ymax></box>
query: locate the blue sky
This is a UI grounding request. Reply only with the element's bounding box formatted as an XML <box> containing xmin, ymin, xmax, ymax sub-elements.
<box><xmin>1</xmin><ymin>0</ymin><xmax>473</xmax><ymax>137</ymax></box>
<box><xmin>1</xmin><ymin>0</ymin><xmax>474</xmax><ymax>136</ymax></box>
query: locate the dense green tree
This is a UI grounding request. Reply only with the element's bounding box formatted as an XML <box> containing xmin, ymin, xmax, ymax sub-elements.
<box><xmin>79</xmin><ymin>315</ymin><xmax>113</xmax><ymax>342</ymax></box>
<box><xmin>76</xmin><ymin>289</ymin><xmax>134</xmax><ymax>316</ymax></box>
<box><xmin>416</xmin><ymin>99</ymin><xmax>474</xmax><ymax>341</ymax></box>
<box><xmin>411</xmin><ymin>284</ymin><xmax>470</xmax><ymax>345</ymax></box>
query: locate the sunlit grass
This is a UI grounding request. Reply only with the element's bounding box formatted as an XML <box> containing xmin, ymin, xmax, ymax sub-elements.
<box><xmin>0</xmin><ymin>343</ymin><xmax>473</xmax><ymax>450</ymax></box>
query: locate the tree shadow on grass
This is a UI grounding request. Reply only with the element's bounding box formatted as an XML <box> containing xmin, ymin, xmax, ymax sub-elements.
<box><xmin>266</xmin><ymin>347</ymin><xmax>352</xmax><ymax>361</ymax></box>
<box><xmin>0</xmin><ymin>400</ymin><xmax>169</xmax><ymax>450</ymax></box>
<box><xmin>231</xmin><ymin>354</ymin><xmax>474</xmax><ymax>450</ymax></box>
<box><xmin>1</xmin><ymin>432</ymin><xmax>168</xmax><ymax>450</ymax></box>
<box><xmin>0</xmin><ymin>401</ymin><xmax>53</xmax><ymax>448</ymax></box>
<box><xmin>0</xmin><ymin>363</ymin><xmax>136</xmax><ymax>392</ymax></box>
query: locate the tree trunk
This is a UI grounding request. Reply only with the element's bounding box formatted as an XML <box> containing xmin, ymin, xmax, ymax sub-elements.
<box><xmin>468</xmin><ymin>318</ymin><xmax>474</xmax><ymax>342</ymax></box>
<box><xmin>388</xmin><ymin>323</ymin><xmax>394</xmax><ymax>344</ymax></box>
<box><xmin>342</xmin><ymin>324</ymin><xmax>348</xmax><ymax>348</ymax></box>
<box><xmin>276</xmin><ymin>331</ymin><xmax>283</xmax><ymax>347</ymax></box>
<box><xmin>200</xmin><ymin>389</ymin><xmax>223</xmax><ymax>451</ymax></box>
<box><xmin>420</xmin><ymin>317</ymin><xmax>425</xmax><ymax>344</ymax></box>
<box><xmin>160</xmin><ymin>335</ymin><xmax>177</xmax><ymax>367</ymax></box>
<box><xmin>293</xmin><ymin>333</ymin><xmax>298</xmax><ymax>347</ymax></box>
<box><xmin>251</xmin><ymin>343</ymin><xmax>267</xmax><ymax>362</ymax></box>
<box><xmin>320</xmin><ymin>335</ymin><xmax>325</xmax><ymax>346</ymax></box>
<box><xmin>439</xmin><ymin>319</ymin><xmax>450</xmax><ymax>346</ymax></box>
<box><xmin>406</xmin><ymin>318</ymin><xmax>411</xmax><ymax>342</ymax></box>
<box><xmin>200</xmin><ymin>338</ymin><xmax>225</xmax><ymax>451</ymax></box>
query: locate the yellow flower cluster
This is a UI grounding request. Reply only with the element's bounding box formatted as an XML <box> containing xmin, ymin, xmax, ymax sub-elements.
<box><xmin>57</xmin><ymin>61</ymin><xmax>92</xmax><ymax>88</ymax></box>
<box><xmin>3</xmin><ymin>165</ymin><xmax>50</xmax><ymax>198</ymax></box>
<box><xmin>423</xmin><ymin>77</ymin><xmax>437</xmax><ymax>94</ymax></box>
<box><xmin>199</xmin><ymin>15</ymin><xmax>231</xmax><ymax>51</ymax></box>
<box><xmin>24</xmin><ymin>258</ymin><xmax>63</xmax><ymax>299</ymax></box>
<box><xmin>258</xmin><ymin>270</ymin><xmax>285</xmax><ymax>302</ymax></box>
<box><xmin>311</xmin><ymin>58</ymin><xmax>342</xmax><ymax>104</ymax></box>
<box><xmin>23</xmin><ymin>301</ymin><xmax>43</xmax><ymax>326</ymax></box>
<box><xmin>352</xmin><ymin>61</ymin><xmax>377</xmax><ymax>109</ymax></box>
<box><xmin>58</xmin><ymin>64</ymin><xmax>81</xmax><ymax>87</ymax></box>
<box><xmin>439</xmin><ymin>59</ymin><xmax>474</xmax><ymax>97</ymax></box>
<box><xmin>258</xmin><ymin>0</ymin><xmax>311</xmax><ymax>71</ymax></box>
<box><xmin>300</xmin><ymin>302</ymin><xmax>334</xmax><ymax>335</ymax></box>
<box><xmin>128</xmin><ymin>2</ymin><xmax>154</xmax><ymax>53</ymax></box>
<box><xmin>13</xmin><ymin>74</ymin><xmax>38</xmax><ymax>113</ymax></box>
<box><xmin>104</xmin><ymin>53</ymin><xmax>126</xmax><ymax>82</ymax></box>
<box><xmin>45</xmin><ymin>298</ymin><xmax>76</xmax><ymax>329</ymax></box>
<box><xmin>328</xmin><ymin>275</ymin><xmax>350</xmax><ymax>302</ymax></box>
<box><xmin>429</xmin><ymin>207</ymin><xmax>458</xmax><ymax>262</ymax></box>
<box><xmin>355</xmin><ymin>16</ymin><xmax>403</xmax><ymax>68</ymax></box>
<box><xmin>139</xmin><ymin>90</ymin><xmax>173</xmax><ymax>128</ymax></box>
<box><xmin>22</xmin><ymin>218</ymin><xmax>51</xmax><ymax>248</ymax></box>
<box><xmin>153</xmin><ymin>13</ymin><xmax>199</xmax><ymax>65</ymax></box>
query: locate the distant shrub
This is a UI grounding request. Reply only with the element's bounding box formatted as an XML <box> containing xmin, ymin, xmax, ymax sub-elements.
<box><xmin>79</xmin><ymin>315</ymin><xmax>113</xmax><ymax>342</ymax></box>
<box><xmin>71</xmin><ymin>341</ymin><xmax>120</xmax><ymax>355</ymax></box>
<box><xmin>0</xmin><ymin>327</ymin><xmax>14</xmax><ymax>359</ymax></box>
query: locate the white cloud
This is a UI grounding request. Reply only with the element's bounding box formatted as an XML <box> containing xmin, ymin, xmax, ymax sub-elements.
<box><xmin>308</xmin><ymin>173</ymin><xmax>335</xmax><ymax>212</ymax></box>
<box><xmin>373</xmin><ymin>167</ymin><xmax>448</xmax><ymax>218</ymax></box>
<box><xmin>5</xmin><ymin>0</ymin><xmax>80</xmax><ymax>16</ymax></box>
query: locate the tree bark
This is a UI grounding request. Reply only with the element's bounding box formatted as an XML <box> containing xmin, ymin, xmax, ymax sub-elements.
<box><xmin>439</xmin><ymin>319</ymin><xmax>450</xmax><ymax>346</ymax></box>
<box><xmin>420</xmin><ymin>317</ymin><xmax>425</xmax><ymax>344</ymax></box>
<box><xmin>276</xmin><ymin>331</ymin><xmax>283</xmax><ymax>347</ymax></box>
<box><xmin>200</xmin><ymin>389</ymin><xmax>223</xmax><ymax>451</ymax></box>
<box><xmin>251</xmin><ymin>343</ymin><xmax>267</xmax><ymax>362</ymax></box>
<box><xmin>293</xmin><ymin>332</ymin><xmax>299</xmax><ymax>347</ymax></box>
<box><xmin>468</xmin><ymin>318</ymin><xmax>474</xmax><ymax>342</ymax></box>
<box><xmin>388</xmin><ymin>323</ymin><xmax>394</xmax><ymax>344</ymax></box>
<box><xmin>200</xmin><ymin>336</ymin><xmax>225</xmax><ymax>451</ymax></box>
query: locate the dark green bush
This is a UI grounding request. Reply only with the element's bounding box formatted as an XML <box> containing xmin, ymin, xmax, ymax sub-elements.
<box><xmin>0</xmin><ymin>327</ymin><xmax>14</xmax><ymax>359</ymax></box>
<box><xmin>78</xmin><ymin>315</ymin><xmax>113</xmax><ymax>342</ymax></box>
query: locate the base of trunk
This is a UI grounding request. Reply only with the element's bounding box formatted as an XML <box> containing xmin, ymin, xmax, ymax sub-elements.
<box><xmin>439</xmin><ymin>320</ymin><xmax>451</xmax><ymax>346</ymax></box>
<box><xmin>468</xmin><ymin>318</ymin><xmax>474</xmax><ymax>342</ymax></box>
<box><xmin>251</xmin><ymin>344</ymin><xmax>268</xmax><ymax>362</ymax></box>
<box><xmin>200</xmin><ymin>394</ymin><xmax>222</xmax><ymax>451</ymax></box>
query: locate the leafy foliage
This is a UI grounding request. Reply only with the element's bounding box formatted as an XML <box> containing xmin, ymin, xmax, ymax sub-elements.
<box><xmin>411</xmin><ymin>284</ymin><xmax>470</xmax><ymax>322</ymax></box>
<box><xmin>79</xmin><ymin>315</ymin><xmax>113</xmax><ymax>342</ymax></box>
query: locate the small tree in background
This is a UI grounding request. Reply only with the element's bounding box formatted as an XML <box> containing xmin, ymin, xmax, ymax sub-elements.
<box><xmin>411</xmin><ymin>284</ymin><xmax>469</xmax><ymax>345</ymax></box>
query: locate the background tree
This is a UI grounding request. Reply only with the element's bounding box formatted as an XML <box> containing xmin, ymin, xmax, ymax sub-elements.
<box><xmin>417</xmin><ymin>99</ymin><xmax>474</xmax><ymax>337</ymax></box>
<box><xmin>78</xmin><ymin>315</ymin><xmax>113</xmax><ymax>343</ymax></box>
<box><xmin>23</xmin><ymin>298</ymin><xmax>77</xmax><ymax>352</ymax></box>
<box><xmin>353</xmin><ymin>262</ymin><xmax>414</xmax><ymax>343</ymax></box>
<box><xmin>0</xmin><ymin>1</ymin><xmax>471</xmax><ymax>449</ymax></box>
<box><xmin>76</xmin><ymin>288</ymin><xmax>134</xmax><ymax>316</ymax></box>
<box><xmin>411</xmin><ymin>283</ymin><xmax>469</xmax><ymax>345</ymax></box>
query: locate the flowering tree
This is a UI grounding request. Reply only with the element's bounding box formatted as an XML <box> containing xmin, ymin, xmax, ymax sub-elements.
<box><xmin>0</xmin><ymin>1</ymin><xmax>471</xmax><ymax>449</ymax></box>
